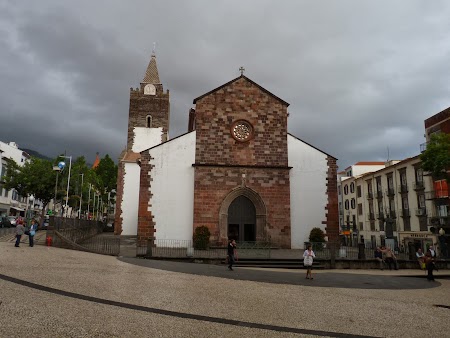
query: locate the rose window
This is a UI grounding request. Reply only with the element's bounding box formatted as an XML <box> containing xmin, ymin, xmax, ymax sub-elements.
<box><xmin>231</xmin><ymin>120</ymin><xmax>253</xmax><ymax>142</ymax></box>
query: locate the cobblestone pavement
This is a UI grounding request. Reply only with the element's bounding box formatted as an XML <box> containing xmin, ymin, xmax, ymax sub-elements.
<box><xmin>0</xmin><ymin>242</ymin><xmax>448</xmax><ymax>338</ymax></box>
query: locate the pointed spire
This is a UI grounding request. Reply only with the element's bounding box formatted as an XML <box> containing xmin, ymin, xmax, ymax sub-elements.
<box><xmin>142</xmin><ymin>51</ymin><xmax>161</xmax><ymax>84</ymax></box>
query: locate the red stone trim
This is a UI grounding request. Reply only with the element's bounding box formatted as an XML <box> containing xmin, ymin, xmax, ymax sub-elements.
<box><xmin>136</xmin><ymin>150</ymin><xmax>155</xmax><ymax>246</ymax></box>
<box><xmin>323</xmin><ymin>156</ymin><xmax>339</xmax><ymax>242</ymax></box>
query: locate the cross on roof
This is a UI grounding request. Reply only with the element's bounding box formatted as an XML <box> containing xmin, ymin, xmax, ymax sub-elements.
<box><xmin>239</xmin><ymin>66</ymin><xmax>245</xmax><ymax>75</ymax></box>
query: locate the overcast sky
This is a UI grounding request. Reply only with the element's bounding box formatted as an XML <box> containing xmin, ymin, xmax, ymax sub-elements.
<box><xmin>1</xmin><ymin>0</ymin><xmax>449</xmax><ymax>169</ymax></box>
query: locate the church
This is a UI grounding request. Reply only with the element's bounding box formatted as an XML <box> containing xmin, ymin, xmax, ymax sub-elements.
<box><xmin>114</xmin><ymin>52</ymin><xmax>339</xmax><ymax>249</ymax></box>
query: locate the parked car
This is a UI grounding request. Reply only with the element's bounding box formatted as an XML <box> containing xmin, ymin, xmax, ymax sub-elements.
<box><xmin>7</xmin><ymin>216</ymin><xmax>17</xmax><ymax>226</ymax></box>
<box><xmin>1</xmin><ymin>216</ymin><xmax>12</xmax><ymax>228</ymax></box>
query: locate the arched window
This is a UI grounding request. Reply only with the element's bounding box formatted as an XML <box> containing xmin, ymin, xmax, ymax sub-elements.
<box><xmin>350</xmin><ymin>182</ymin><xmax>355</xmax><ymax>193</ymax></box>
<box><xmin>146</xmin><ymin>115</ymin><xmax>152</xmax><ymax>128</ymax></box>
<box><xmin>344</xmin><ymin>185</ymin><xmax>348</xmax><ymax>195</ymax></box>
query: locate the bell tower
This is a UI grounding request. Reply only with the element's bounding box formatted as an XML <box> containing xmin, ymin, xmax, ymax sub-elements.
<box><xmin>115</xmin><ymin>50</ymin><xmax>170</xmax><ymax>236</ymax></box>
<box><xmin>127</xmin><ymin>51</ymin><xmax>170</xmax><ymax>151</ymax></box>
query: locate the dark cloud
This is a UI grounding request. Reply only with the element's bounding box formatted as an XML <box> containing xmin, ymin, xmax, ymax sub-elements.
<box><xmin>1</xmin><ymin>0</ymin><xmax>450</xmax><ymax>168</ymax></box>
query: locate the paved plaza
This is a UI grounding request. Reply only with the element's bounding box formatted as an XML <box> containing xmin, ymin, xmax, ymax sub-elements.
<box><xmin>0</xmin><ymin>242</ymin><xmax>449</xmax><ymax>338</ymax></box>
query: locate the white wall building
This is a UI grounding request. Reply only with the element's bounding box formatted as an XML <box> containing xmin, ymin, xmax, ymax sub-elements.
<box><xmin>0</xmin><ymin>141</ymin><xmax>30</xmax><ymax>216</ymax></box>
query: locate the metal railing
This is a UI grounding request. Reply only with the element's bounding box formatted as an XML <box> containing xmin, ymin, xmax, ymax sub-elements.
<box><xmin>413</xmin><ymin>181</ymin><xmax>425</xmax><ymax>190</ymax></box>
<box><xmin>398</xmin><ymin>184</ymin><xmax>408</xmax><ymax>193</ymax></box>
<box><xmin>137</xmin><ymin>239</ymin><xmax>271</xmax><ymax>259</ymax></box>
<box><xmin>415</xmin><ymin>208</ymin><xmax>427</xmax><ymax>216</ymax></box>
<box><xmin>48</xmin><ymin>216</ymin><xmax>119</xmax><ymax>256</ymax></box>
<box><xmin>0</xmin><ymin>227</ymin><xmax>16</xmax><ymax>240</ymax></box>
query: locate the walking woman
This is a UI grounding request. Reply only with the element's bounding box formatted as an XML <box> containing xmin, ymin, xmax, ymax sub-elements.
<box><xmin>303</xmin><ymin>244</ymin><xmax>316</xmax><ymax>279</ymax></box>
<box><xmin>14</xmin><ymin>218</ymin><xmax>25</xmax><ymax>247</ymax></box>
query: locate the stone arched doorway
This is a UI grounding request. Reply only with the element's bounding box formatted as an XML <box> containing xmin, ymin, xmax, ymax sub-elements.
<box><xmin>228</xmin><ymin>195</ymin><xmax>256</xmax><ymax>241</ymax></box>
<box><xmin>218</xmin><ymin>187</ymin><xmax>267</xmax><ymax>244</ymax></box>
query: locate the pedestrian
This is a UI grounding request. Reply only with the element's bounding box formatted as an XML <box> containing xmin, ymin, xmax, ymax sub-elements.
<box><xmin>428</xmin><ymin>246</ymin><xmax>436</xmax><ymax>258</ymax></box>
<box><xmin>28</xmin><ymin>219</ymin><xmax>38</xmax><ymax>247</ymax></box>
<box><xmin>382</xmin><ymin>247</ymin><xmax>398</xmax><ymax>270</ymax></box>
<box><xmin>15</xmin><ymin>218</ymin><xmax>25</xmax><ymax>247</ymax></box>
<box><xmin>416</xmin><ymin>248</ymin><xmax>425</xmax><ymax>270</ymax></box>
<box><xmin>374</xmin><ymin>247</ymin><xmax>385</xmax><ymax>270</ymax></box>
<box><xmin>227</xmin><ymin>239</ymin><xmax>237</xmax><ymax>271</ymax></box>
<box><xmin>424</xmin><ymin>252</ymin><xmax>435</xmax><ymax>281</ymax></box>
<box><xmin>303</xmin><ymin>244</ymin><xmax>315</xmax><ymax>279</ymax></box>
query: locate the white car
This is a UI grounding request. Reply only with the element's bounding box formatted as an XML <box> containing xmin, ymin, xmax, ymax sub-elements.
<box><xmin>7</xmin><ymin>216</ymin><xmax>17</xmax><ymax>226</ymax></box>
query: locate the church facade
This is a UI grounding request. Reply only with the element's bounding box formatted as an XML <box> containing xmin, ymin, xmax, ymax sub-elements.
<box><xmin>115</xmin><ymin>53</ymin><xmax>338</xmax><ymax>249</ymax></box>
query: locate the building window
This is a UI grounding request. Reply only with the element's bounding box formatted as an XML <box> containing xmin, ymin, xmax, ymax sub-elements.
<box><xmin>351</xmin><ymin>198</ymin><xmax>356</xmax><ymax>209</ymax></box>
<box><xmin>416</xmin><ymin>168</ymin><xmax>423</xmax><ymax>182</ymax></box>
<box><xmin>387</xmin><ymin>175</ymin><xmax>393</xmax><ymax>189</ymax></box>
<box><xmin>367</xmin><ymin>181</ymin><xmax>373</xmax><ymax>194</ymax></box>
<box><xmin>358</xmin><ymin>203</ymin><xmax>363</xmax><ymax>215</ymax></box>
<box><xmin>418</xmin><ymin>194</ymin><xmax>425</xmax><ymax>208</ymax></box>
<box><xmin>338</xmin><ymin>185</ymin><xmax>341</xmax><ymax>195</ymax></box>
<box><xmin>146</xmin><ymin>115</ymin><xmax>153</xmax><ymax>128</ymax></box>
<box><xmin>350</xmin><ymin>183</ymin><xmax>355</xmax><ymax>193</ymax></box>
<box><xmin>357</xmin><ymin>185</ymin><xmax>362</xmax><ymax>198</ymax></box>
<box><xmin>400</xmin><ymin>172</ymin><xmax>407</xmax><ymax>186</ymax></box>
<box><xmin>402</xmin><ymin>196</ymin><xmax>409</xmax><ymax>210</ymax></box>
<box><xmin>345</xmin><ymin>200</ymin><xmax>349</xmax><ymax>210</ymax></box>
<box><xmin>344</xmin><ymin>185</ymin><xmax>348</xmax><ymax>195</ymax></box>
<box><xmin>376</xmin><ymin>177</ymin><xmax>382</xmax><ymax>192</ymax></box>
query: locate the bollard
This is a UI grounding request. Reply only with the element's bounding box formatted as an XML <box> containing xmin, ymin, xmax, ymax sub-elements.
<box><xmin>46</xmin><ymin>236</ymin><xmax>53</xmax><ymax>246</ymax></box>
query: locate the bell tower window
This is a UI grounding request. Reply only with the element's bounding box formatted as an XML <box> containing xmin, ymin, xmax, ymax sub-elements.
<box><xmin>146</xmin><ymin>115</ymin><xmax>153</xmax><ymax>128</ymax></box>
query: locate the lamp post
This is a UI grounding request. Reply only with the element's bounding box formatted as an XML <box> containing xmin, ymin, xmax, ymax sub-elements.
<box><xmin>60</xmin><ymin>156</ymin><xmax>72</xmax><ymax>218</ymax></box>
<box><xmin>79</xmin><ymin>173</ymin><xmax>84</xmax><ymax>219</ymax></box>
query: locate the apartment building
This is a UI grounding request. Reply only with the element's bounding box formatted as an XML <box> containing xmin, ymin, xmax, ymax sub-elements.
<box><xmin>339</xmin><ymin>157</ymin><xmax>439</xmax><ymax>252</ymax></box>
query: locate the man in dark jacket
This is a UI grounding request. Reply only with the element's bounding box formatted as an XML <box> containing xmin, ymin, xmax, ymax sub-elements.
<box><xmin>227</xmin><ymin>239</ymin><xmax>237</xmax><ymax>271</ymax></box>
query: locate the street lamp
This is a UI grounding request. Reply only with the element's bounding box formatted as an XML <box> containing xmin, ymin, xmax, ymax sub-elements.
<box><xmin>57</xmin><ymin>155</ymin><xmax>72</xmax><ymax>217</ymax></box>
<box><xmin>79</xmin><ymin>173</ymin><xmax>84</xmax><ymax>219</ymax></box>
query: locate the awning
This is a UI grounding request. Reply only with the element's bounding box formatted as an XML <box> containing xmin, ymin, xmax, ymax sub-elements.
<box><xmin>10</xmin><ymin>206</ymin><xmax>25</xmax><ymax>212</ymax></box>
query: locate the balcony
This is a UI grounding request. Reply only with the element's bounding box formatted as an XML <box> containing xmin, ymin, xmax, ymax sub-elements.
<box><xmin>401</xmin><ymin>209</ymin><xmax>411</xmax><ymax>218</ymax></box>
<box><xmin>398</xmin><ymin>184</ymin><xmax>408</xmax><ymax>194</ymax></box>
<box><xmin>428</xmin><ymin>216</ymin><xmax>450</xmax><ymax>227</ymax></box>
<box><xmin>425</xmin><ymin>190</ymin><xmax>449</xmax><ymax>200</ymax></box>
<box><xmin>367</xmin><ymin>212</ymin><xmax>375</xmax><ymax>221</ymax></box>
<box><xmin>413</xmin><ymin>181</ymin><xmax>425</xmax><ymax>190</ymax></box>
<box><xmin>388</xmin><ymin>210</ymin><xmax>396</xmax><ymax>218</ymax></box>
<box><xmin>385</xmin><ymin>188</ymin><xmax>395</xmax><ymax>197</ymax></box>
<box><xmin>415</xmin><ymin>208</ymin><xmax>427</xmax><ymax>217</ymax></box>
<box><xmin>376</xmin><ymin>212</ymin><xmax>385</xmax><ymax>220</ymax></box>
<box><xmin>376</xmin><ymin>191</ymin><xmax>383</xmax><ymax>199</ymax></box>
<box><xmin>366</xmin><ymin>192</ymin><xmax>374</xmax><ymax>199</ymax></box>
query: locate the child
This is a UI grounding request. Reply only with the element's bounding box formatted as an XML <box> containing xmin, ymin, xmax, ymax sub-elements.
<box><xmin>303</xmin><ymin>245</ymin><xmax>316</xmax><ymax>279</ymax></box>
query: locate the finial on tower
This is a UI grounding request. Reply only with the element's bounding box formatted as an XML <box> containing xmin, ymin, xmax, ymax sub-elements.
<box><xmin>239</xmin><ymin>66</ymin><xmax>245</xmax><ymax>75</ymax></box>
<box><xmin>152</xmin><ymin>42</ymin><xmax>157</xmax><ymax>56</ymax></box>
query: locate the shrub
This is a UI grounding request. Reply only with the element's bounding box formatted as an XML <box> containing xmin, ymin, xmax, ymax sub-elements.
<box><xmin>309</xmin><ymin>227</ymin><xmax>325</xmax><ymax>243</ymax></box>
<box><xmin>193</xmin><ymin>226</ymin><xmax>211</xmax><ymax>250</ymax></box>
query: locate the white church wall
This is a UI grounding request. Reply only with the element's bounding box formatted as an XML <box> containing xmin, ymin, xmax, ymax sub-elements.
<box><xmin>288</xmin><ymin>135</ymin><xmax>328</xmax><ymax>249</ymax></box>
<box><xmin>149</xmin><ymin>131</ymin><xmax>196</xmax><ymax>242</ymax></box>
<box><xmin>121</xmin><ymin>162</ymin><xmax>140</xmax><ymax>236</ymax></box>
<box><xmin>132</xmin><ymin>127</ymin><xmax>164</xmax><ymax>153</ymax></box>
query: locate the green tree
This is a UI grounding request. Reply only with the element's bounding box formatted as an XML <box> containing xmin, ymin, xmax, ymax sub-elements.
<box><xmin>94</xmin><ymin>154</ymin><xmax>117</xmax><ymax>195</ymax></box>
<box><xmin>3</xmin><ymin>157</ymin><xmax>57</xmax><ymax>217</ymax></box>
<box><xmin>420</xmin><ymin>133</ymin><xmax>450</xmax><ymax>180</ymax></box>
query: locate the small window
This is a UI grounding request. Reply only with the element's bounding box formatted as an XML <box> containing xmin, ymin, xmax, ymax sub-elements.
<box><xmin>146</xmin><ymin>115</ymin><xmax>153</xmax><ymax>128</ymax></box>
<box><xmin>358</xmin><ymin>203</ymin><xmax>363</xmax><ymax>215</ymax></box>
<box><xmin>345</xmin><ymin>200</ymin><xmax>349</xmax><ymax>210</ymax></box>
<box><xmin>416</xmin><ymin>168</ymin><xmax>423</xmax><ymax>182</ymax></box>
<box><xmin>351</xmin><ymin>198</ymin><xmax>356</xmax><ymax>209</ymax></box>
<box><xmin>418</xmin><ymin>194</ymin><xmax>425</xmax><ymax>208</ymax></box>
<box><xmin>350</xmin><ymin>182</ymin><xmax>355</xmax><ymax>193</ymax></box>
<box><xmin>357</xmin><ymin>185</ymin><xmax>362</xmax><ymax>198</ymax></box>
<box><xmin>402</xmin><ymin>196</ymin><xmax>409</xmax><ymax>210</ymax></box>
<box><xmin>344</xmin><ymin>185</ymin><xmax>349</xmax><ymax>195</ymax></box>
<box><xmin>338</xmin><ymin>186</ymin><xmax>341</xmax><ymax>195</ymax></box>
